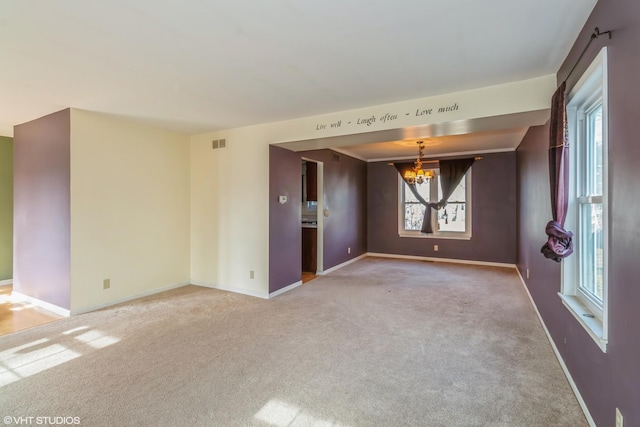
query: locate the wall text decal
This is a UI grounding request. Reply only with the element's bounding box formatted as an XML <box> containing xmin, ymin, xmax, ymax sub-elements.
<box><xmin>314</xmin><ymin>103</ymin><xmax>460</xmax><ymax>132</ymax></box>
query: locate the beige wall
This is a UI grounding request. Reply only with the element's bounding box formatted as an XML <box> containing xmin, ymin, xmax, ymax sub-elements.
<box><xmin>190</xmin><ymin>128</ymin><xmax>270</xmax><ymax>297</ymax></box>
<box><xmin>190</xmin><ymin>76</ymin><xmax>555</xmax><ymax>297</ymax></box>
<box><xmin>70</xmin><ymin>110</ymin><xmax>190</xmax><ymax>312</ymax></box>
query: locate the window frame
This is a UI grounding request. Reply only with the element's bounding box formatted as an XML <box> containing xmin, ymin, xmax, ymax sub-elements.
<box><xmin>560</xmin><ymin>47</ymin><xmax>609</xmax><ymax>353</ymax></box>
<box><xmin>398</xmin><ymin>168</ymin><xmax>472</xmax><ymax>240</ymax></box>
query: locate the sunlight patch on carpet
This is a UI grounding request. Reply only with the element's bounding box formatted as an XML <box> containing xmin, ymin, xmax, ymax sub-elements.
<box><xmin>254</xmin><ymin>398</ymin><xmax>350</xmax><ymax>427</ymax></box>
<box><xmin>0</xmin><ymin>328</ymin><xmax>120</xmax><ymax>387</ymax></box>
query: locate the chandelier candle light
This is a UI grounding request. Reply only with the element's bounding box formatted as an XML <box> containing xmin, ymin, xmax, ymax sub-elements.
<box><xmin>404</xmin><ymin>141</ymin><xmax>434</xmax><ymax>185</ymax></box>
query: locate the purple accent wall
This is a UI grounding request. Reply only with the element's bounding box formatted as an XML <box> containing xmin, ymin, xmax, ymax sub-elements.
<box><xmin>367</xmin><ymin>151</ymin><xmax>516</xmax><ymax>264</ymax></box>
<box><xmin>13</xmin><ymin>109</ymin><xmax>71</xmax><ymax>309</ymax></box>
<box><xmin>269</xmin><ymin>147</ymin><xmax>368</xmax><ymax>293</ymax></box>
<box><xmin>517</xmin><ymin>1</ymin><xmax>640</xmax><ymax>425</ymax></box>
<box><xmin>300</xmin><ymin>150</ymin><xmax>368</xmax><ymax>269</ymax></box>
<box><xmin>269</xmin><ymin>145</ymin><xmax>302</xmax><ymax>293</ymax></box>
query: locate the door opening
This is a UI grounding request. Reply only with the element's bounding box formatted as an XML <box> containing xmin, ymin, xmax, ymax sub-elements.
<box><xmin>301</xmin><ymin>158</ymin><xmax>323</xmax><ymax>281</ymax></box>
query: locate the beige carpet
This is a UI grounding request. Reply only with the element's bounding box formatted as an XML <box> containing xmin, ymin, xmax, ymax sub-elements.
<box><xmin>0</xmin><ymin>258</ymin><xmax>587</xmax><ymax>426</ymax></box>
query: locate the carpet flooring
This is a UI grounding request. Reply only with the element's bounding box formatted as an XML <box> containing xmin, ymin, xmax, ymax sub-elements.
<box><xmin>0</xmin><ymin>258</ymin><xmax>587</xmax><ymax>426</ymax></box>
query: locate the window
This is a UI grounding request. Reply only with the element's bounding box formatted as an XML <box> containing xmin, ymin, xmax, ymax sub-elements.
<box><xmin>399</xmin><ymin>169</ymin><xmax>471</xmax><ymax>238</ymax></box>
<box><xmin>560</xmin><ymin>47</ymin><xmax>608</xmax><ymax>352</ymax></box>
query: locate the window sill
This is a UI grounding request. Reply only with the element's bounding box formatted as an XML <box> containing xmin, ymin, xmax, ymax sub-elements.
<box><xmin>558</xmin><ymin>293</ymin><xmax>607</xmax><ymax>353</ymax></box>
<box><xmin>399</xmin><ymin>232</ymin><xmax>471</xmax><ymax>240</ymax></box>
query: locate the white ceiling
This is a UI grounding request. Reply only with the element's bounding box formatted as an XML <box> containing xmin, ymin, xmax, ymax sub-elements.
<box><xmin>0</xmin><ymin>0</ymin><xmax>595</xmax><ymax>154</ymax></box>
<box><xmin>338</xmin><ymin>128</ymin><xmax>530</xmax><ymax>161</ymax></box>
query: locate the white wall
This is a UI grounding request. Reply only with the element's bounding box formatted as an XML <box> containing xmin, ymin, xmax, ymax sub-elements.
<box><xmin>70</xmin><ymin>109</ymin><xmax>190</xmax><ymax>312</ymax></box>
<box><xmin>190</xmin><ymin>76</ymin><xmax>556</xmax><ymax>297</ymax></box>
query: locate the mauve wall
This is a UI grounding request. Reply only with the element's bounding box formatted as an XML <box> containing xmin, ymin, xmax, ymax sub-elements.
<box><xmin>0</xmin><ymin>136</ymin><xmax>13</xmax><ymax>280</ymax></box>
<box><xmin>517</xmin><ymin>0</ymin><xmax>640</xmax><ymax>425</ymax></box>
<box><xmin>269</xmin><ymin>145</ymin><xmax>302</xmax><ymax>293</ymax></box>
<box><xmin>300</xmin><ymin>149</ymin><xmax>367</xmax><ymax>269</ymax></box>
<box><xmin>368</xmin><ymin>151</ymin><xmax>516</xmax><ymax>264</ymax></box>
<box><xmin>269</xmin><ymin>147</ymin><xmax>367</xmax><ymax>293</ymax></box>
<box><xmin>13</xmin><ymin>109</ymin><xmax>71</xmax><ymax>309</ymax></box>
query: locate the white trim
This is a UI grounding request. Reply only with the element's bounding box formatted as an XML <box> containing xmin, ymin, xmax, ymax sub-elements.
<box><xmin>364</xmin><ymin>147</ymin><xmax>516</xmax><ymax>163</ymax></box>
<box><xmin>558</xmin><ymin>293</ymin><xmax>607</xmax><ymax>352</ymax></box>
<box><xmin>317</xmin><ymin>253</ymin><xmax>368</xmax><ymax>275</ymax></box>
<box><xmin>269</xmin><ymin>280</ymin><xmax>303</xmax><ymax>298</ymax></box>
<box><xmin>316</xmin><ymin>161</ymin><xmax>325</xmax><ymax>273</ymax></box>
<box><xmin>70</xmin><ymin>281</ymin><xmax>190</xmax><ymax>315</ymax></box>
<box><xmin>563</xmin><ymin>46</ymin><xmax>609</xmax><ymax>351</ymax></box>
<box><xmin>191</xmin><ymin>280</ymin><xmax>269</xmax><ymax>300</ymax></box>
<box><xmin>367</xmin><ymin>252</ymin><xmax>515</xmax><ymax>269</ymax></box>
<box><xmin>301</xmin><ymin>157</ymin><xmax>325</xmax><ymax>274</ymax></box>
<box><xmin>398</xmin><ymin>168</ymin><xmax>472</xmax><ymax>240</ymax></box>
<box><xmin>0</xmin><ymin>279</ymin><xmax>12</xmax><ymax>286</ymax></box>
<box><xmin>10</xmin><ymin>291</ymin><xmax>71</xmax><ymax>317</ymax></box>
<box><xmin>516</xmin><ymin>268</ymin><xmax>596</xmax><ymax>427</ymax></box>
<box><xmin>398</xmin><ymin>232</ymin><xmax>472</xmax><ymax>241</ymax></box>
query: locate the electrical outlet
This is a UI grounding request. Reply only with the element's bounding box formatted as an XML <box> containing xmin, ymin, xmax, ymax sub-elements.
<box><xmin>616</xmin><ymin>408</ymin><xmax>623</xmax><ymax>427</ymax></box>
<box><xmin>250</xmin><ymin>270</ymin><xmax>254</xmax><ymax>279</ymax></box>
<box><xmin>348</xmin><ymin>247</ymin><xmax>351</xmax><ymax>254</ymax></box>
<box><xmin>526</xmin><ymin>269</ymin><xmax>530</xmax><ymax>279</ymax></box>
<box><xmin>103</xmin><ymin>279</ymin><xmax>110</xmax><ymax>289</ymax></box>
<box><xmin>434</xmin><ymin>245</ymin><xmax>439</xmax><ymax>252</ymax></box>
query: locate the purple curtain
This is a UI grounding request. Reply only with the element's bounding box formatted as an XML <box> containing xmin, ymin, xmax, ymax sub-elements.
<box><xmin>395</xmin><ymin>158</ymin><xmax>474</xmax><ymax>234</ymax></box>
<box><xmin>541</xmin><ymin>82</ymin><xmax>574</xmax><ymax>262</ymax></box>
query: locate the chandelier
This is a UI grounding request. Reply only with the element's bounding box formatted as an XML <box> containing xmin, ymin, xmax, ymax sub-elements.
<box><xmin>404</xmin><ymin>141</ymin><xmax>434</xmax><ymax>185</ymax></box>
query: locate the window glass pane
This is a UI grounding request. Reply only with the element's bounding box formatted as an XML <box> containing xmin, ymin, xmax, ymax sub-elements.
<box><xmin>436</xmin><ymin>176</ymin><xmax>466</xmax><ymax>232</ymax></box>
<box><xmin>587</xmin><ymin>105</ymin><xmax>603</xmax><ymax>196</ymax></box>
<box><xmin>404</xmin><ymin>203</ymin><xmax>425</xmax><ymax>230</ymax></box>
<box><xmin>401</xmin><ymin>171</ymin><xmax>468</xmax><ymax>234</ymax></box>
<box><xmin>438</xmin><ymin>176</ymin><xmax>466</xmax><ymax>202</ymax></box>
<box><xmin>438</xmin><ymin>203</ymin><xmax>466</xmax><ymax>232</ymax></box>
<box><xmin>579</xmin><ymin>203</ymin><xmax>604</xmax><ymax>303</ymax></box>
<box><xmin>403</xmin><ymin>180</ymin><xmax>431</xmax><ymax>230</ymax></box>
<box><xmin>417</xmin><ymin>181</ymin><xmax>432</xmax><ymax>201</ymax></box>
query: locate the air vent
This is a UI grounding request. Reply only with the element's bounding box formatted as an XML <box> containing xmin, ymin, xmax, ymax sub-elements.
<box><xmin>212</xmin><ymin>139</ymin><xmax>227</xmax><ymax>150</ymax></box>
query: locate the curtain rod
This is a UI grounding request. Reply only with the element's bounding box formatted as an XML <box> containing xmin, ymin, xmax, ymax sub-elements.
<box><xmin>563</xmin><ymin>27</ymin><xmax>612</xmax><ymax>85</ymax></box>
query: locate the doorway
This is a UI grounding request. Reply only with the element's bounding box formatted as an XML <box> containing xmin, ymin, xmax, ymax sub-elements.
<box><xmin>301</xmin><ymin>158</ymin><xmax>323</xmax><ymax>282</ymax></box>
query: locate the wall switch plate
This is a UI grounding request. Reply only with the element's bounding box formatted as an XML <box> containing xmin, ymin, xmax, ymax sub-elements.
<box><xmin>278</xmin><ymin>195</ymin><xmax>287</xmax><ymax>204</ymax></box>
<box><xmin>616</xmin><ymin>408</ymin><xmax>623</xmax><ymax>427</ymax></box>
<box><xmin>250</xmin><ymin>270</ymin><xmax>254</xmax><ymax>280</ymax></box>
<box><xmin>348</xmin><ymin>247</ymin><xmax>351</xmax><ymax>254</ymax></box>
<box><xmin>434</xmin><ymin>245</ymin><xmax>439</xmax><ymax>252</ymax></box>
<box><xmin>103</xmin><ymin>279</ymin><xmax>110</xmax><ymax>289</ymax></box>
<box><xmin>526</xmin><ymin>269</ymin><xmax>530</xmax><ymax>279</ymax></box>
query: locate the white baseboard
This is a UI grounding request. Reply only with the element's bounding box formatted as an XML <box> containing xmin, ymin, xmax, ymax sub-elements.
<box><xmin>269</xmin><ymin>280</ymin><xmax>303</xmax><ymax>298</ymax></box>
<box><xmin>0</xmin><ymin>279</ymin><xmax>12</xmax><ymax>286</ymax></box>
<box><xmin>10</xmin><ymin>291</ymin><xmax>71</xmax><ymax>317</ymax></box>
<box><xmin>70</xmin><ymin>281</ymin><xmax>191</xmax><ymax>316</ymax></box>
<box><xmin>366</xmin><ymin>252</ymin><xmax>516</xmax><ymax>269</ymax></box>
<box><xmin>318</xmin><ymin>253</ymin><xmax>368</xmax><ymax>275</ymax></box>
<box><xmin>190</xmin><ymin>253</ymin><xmax>512</xmax><ymax>302</ymax></box>
<box><xmin>191</xmin><ymin>280</ymin><xmax>269</xmax><ymax>300</ymax></box>
<box><xmin>515</xmin><ymin>268</ymin><xmax>595</xmax><ymax>427</ymax></box>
